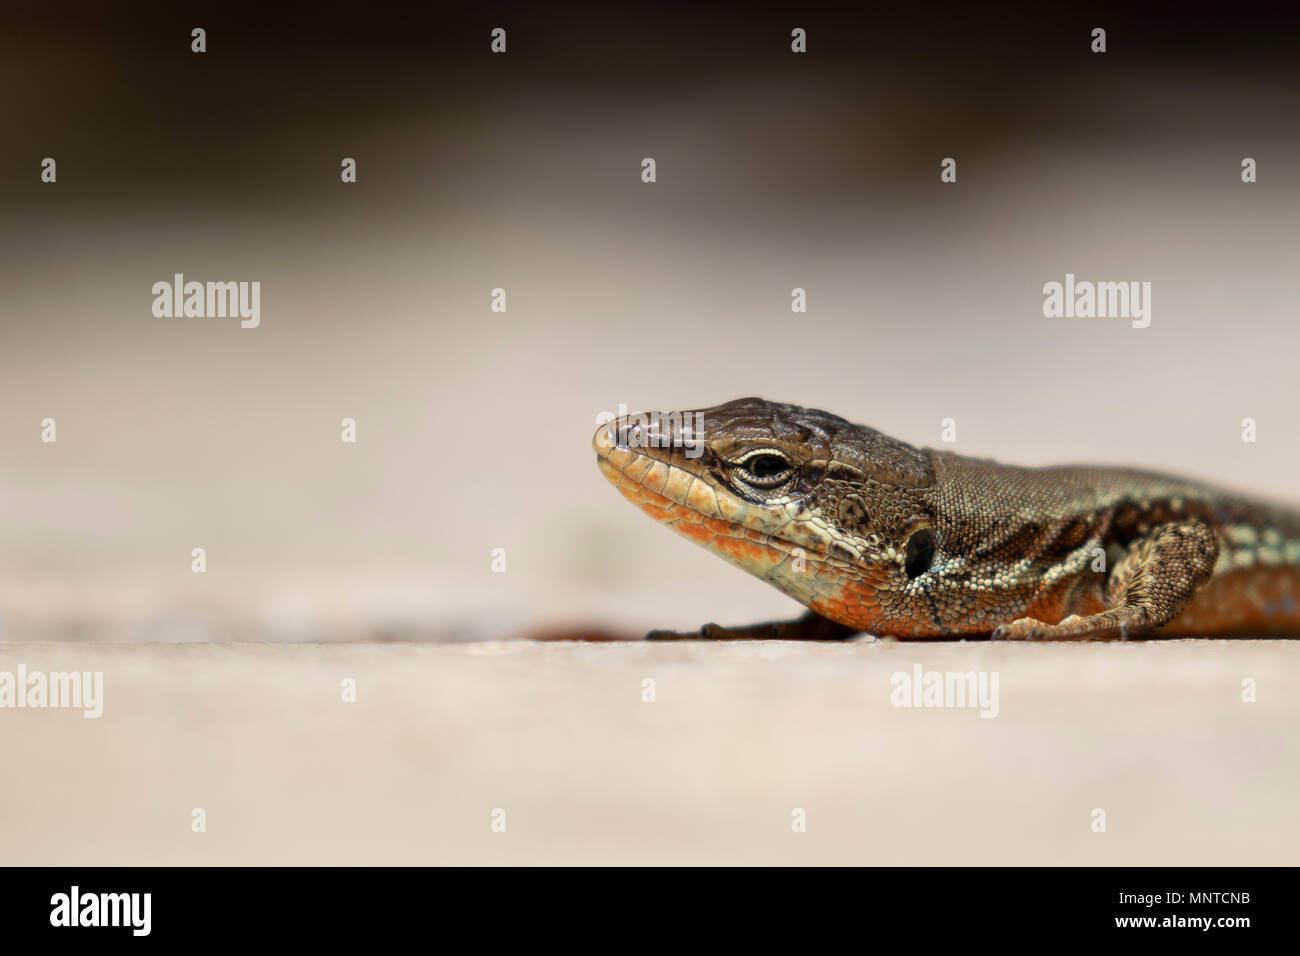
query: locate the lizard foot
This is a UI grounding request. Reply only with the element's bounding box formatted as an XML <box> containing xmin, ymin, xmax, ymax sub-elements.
<box><xmin>645</xmin><ymin>624</ymin><xmax>723</xmax><ymax>641</ymax></box>
<box><xmin>646</xmin><ymin>612</ymin><xmax>858</xmax><ymax>641</ymax></box>
<box><xmin>993</xmin><ymin>612</ymin><xmax>1147</xmax><ymax>641</ymax></box>
<box><xmin>991</xmin><ymin>617</ymin><xmax>1056</xmax><ymax>641</ymax></box>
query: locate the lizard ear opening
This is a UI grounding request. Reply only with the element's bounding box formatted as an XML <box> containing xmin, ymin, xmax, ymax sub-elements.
<box><xmin>904</xmin><ymin>528</ymin><xmax>936</xmax><ymax>580</ymax></box>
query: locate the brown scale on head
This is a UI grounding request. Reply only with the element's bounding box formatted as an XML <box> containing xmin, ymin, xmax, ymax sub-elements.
<box><xmin>837</xmin><ymin>494</ymin><xmax>872</xmax><ymax>535</ymax></box>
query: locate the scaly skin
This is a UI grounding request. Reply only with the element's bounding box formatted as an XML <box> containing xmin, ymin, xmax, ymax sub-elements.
<box><xmin>593</xmin><ymin>397</ymin><xmax>1300</xmax><ymax>641</ymax></box>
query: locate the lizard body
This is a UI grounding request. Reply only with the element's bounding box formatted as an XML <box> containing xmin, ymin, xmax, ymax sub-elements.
<box><xmin>593</xmin><ymin>397</ymin><xmax>1300</xmax><ymax>641</ymax></box>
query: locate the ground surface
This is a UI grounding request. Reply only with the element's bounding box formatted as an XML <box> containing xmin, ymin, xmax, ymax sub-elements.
<box><xmin>0</xmin><ymin>639</ymin><xmax>1295</xmax><ymax>865</ymax></box>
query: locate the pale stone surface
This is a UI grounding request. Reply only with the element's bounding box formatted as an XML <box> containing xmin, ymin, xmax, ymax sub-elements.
<box><xmin>0</xmin><ymin>639</ymin><xmax>1295</xmax><ymax>865</ymax></box>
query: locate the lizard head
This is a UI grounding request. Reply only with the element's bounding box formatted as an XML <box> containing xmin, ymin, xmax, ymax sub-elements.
<box><xmin>593</xmin><ymin>397</ymin><xmax>937</xmax><ymax>628</ymax></box>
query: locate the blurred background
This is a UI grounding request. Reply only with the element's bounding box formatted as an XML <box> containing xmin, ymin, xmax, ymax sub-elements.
<box><xmin>3</xmin><ymin>1</ymin><xmax>1300</xmax><ymax>643</ymax></box>
<box><xmin>3</xmin><ymin>1</ymin><xmax>1299</xmax><ymax>871</ymax></box>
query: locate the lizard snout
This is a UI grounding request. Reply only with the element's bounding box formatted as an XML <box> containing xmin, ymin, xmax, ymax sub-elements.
<box><xmin>592</xmin><ymin>412</ymin><xmax>676</xmax><ymax>459</ymax></box>
<box><xmin>592</xmin><ymin>420</ymin><xmax>617</xmax><ymax>458</ymax></box>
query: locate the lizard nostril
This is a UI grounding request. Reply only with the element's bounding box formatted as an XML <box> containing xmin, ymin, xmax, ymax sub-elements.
<box><xmin>594</xmin><ymin>422</ymin><xmax>619</xmax><ymax>454</ymax></box>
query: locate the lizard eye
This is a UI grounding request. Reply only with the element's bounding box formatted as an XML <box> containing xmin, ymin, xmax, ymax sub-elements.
<box><xmin>734</xmin><ymin>452</ymin><xmax>794</xmax><ymax>487</ymax></box>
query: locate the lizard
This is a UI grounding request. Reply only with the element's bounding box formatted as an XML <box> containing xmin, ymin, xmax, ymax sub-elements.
<box><xmin>593</xmin><ymin>397</ymin><xmax>1300</xmax><ymax>641</ymax></box>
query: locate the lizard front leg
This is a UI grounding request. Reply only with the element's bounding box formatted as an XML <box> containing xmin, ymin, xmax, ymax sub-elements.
<box><xmin>646</xmin><ymin>610</ymin><xmax>860</xmax><ymax>641</ymax></box>
<box><xmin>993</xmin><ymin>519</ymin><xmax>1219</xmax><ymax>641</ymax></box>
